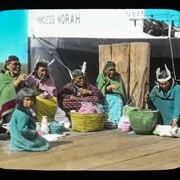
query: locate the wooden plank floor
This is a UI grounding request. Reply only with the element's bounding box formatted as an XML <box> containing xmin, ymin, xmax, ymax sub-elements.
<box><xmin>0</xmin><ymin>129</ymin><xmax>180</xmax><ymax>171</ymax></box>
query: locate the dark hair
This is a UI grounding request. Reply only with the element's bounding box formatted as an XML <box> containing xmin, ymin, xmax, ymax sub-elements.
<box><xmin>16</xmin><ymin>87</ymin><xmax>36</xmax><ymax>108</ymax></box>
<box><xmin>72</xmin><ymin>69</ymin><xmax>84</xmax><ymax>79</ymax></box>
<box><xmin>32</xmin><ymin>61</ymin><xmax>49</xmax><ymax>78</ymax></box>
<box><xmin>104</xmin><ymin>61</ymin><xmax>116</xmax><ymax>69</ymax></box>
<box><xmin>1</xmin><ymin>55</ymin><xmax>20</xmax><ymax>73</ymax></box>
<box><xmin>157</xmin><ymin>70</ymin><xmax>169</xmax><ymax>79</ymax></box>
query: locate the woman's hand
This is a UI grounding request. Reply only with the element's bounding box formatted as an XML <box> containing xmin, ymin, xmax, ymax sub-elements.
<box><xmin>107</xmin><ymin>85</ymin><xmax>120</xmax><ymax>91</ymax></box>
<box><xmin>14</xmin><ymin>73</ymin><xmax>27</xmax><ymax>88</ymax></box>
<box><xmin>80</xmin><ymin>89</ymin><xmax>92</xmax><ymax>95</ymax></box>
<box><xmin>144</xmin><ymin>92</ymin><xmax>149</xmax><ymax>102</ymax></box>
<box><xmin>17</xmin><ymin>73</ymin><xmax>27</xmax><ymax>82</ymax></box>
<box><xmin>172</xmin><ymin>119</ymin><xmax>178</xmax><ymax>127</ymax></box>
<box><xmin>70</xmin><ymin>95</ymin><xmax>79</xmax><ymax>100</ymax></box>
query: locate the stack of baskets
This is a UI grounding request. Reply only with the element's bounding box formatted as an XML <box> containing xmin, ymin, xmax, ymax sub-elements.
<box><xmin>129</xmin><ymin>109</ymin><xmax>159</xmax><ymax>135</ymax></box>
<box><xmin>70</xmin><ymin>111</ymin><xmax>106</xmax><ymax>132</ymax></box>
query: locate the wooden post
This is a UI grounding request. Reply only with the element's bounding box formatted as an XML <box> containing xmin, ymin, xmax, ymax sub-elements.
<box><xmin>98</xmin><ymin>42</ymin><xmax>151</xmax><ymax>109</ymax></box>
<box><xmin>98</xmin><ymin>44</ymin><xmax>112</xmax><ymax>72</ymax></box>
<box><xmin>112</xmin><ymin>43</ymin><xmax>130</xmax><ymax>97</ymax></box>
<box><xmin>129</xmin><ymin>42</ymin><xmax>151</xmax><ymax>108</ymax></box>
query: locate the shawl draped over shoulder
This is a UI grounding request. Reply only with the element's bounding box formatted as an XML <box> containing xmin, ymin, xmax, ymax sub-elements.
<box><xmin>96</xmin><ymin>71</ymin><xmax>127</xmax><ymax>104</ymax></box>
<box><xmin>0</xmin><ymin>71</ymin><xmax>17</xmax><ymax>123</ymax></box>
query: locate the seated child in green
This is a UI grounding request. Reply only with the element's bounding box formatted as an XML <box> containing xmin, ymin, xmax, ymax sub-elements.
<box><xmin>9</xmin><ymin>87</ymin><xmax>50</xmax><ymax>152</ymax></box>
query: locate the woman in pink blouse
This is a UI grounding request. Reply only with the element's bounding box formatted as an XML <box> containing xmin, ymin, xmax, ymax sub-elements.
<box><xmin>27</xmin><ymin>61</ymin><xmax>70</xmax><ymax>127</ymax></box>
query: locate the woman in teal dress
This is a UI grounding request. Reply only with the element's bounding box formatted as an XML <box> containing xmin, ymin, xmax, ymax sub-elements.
<box><xmin>145</xmin><ymin>64</ymin><xmax>180</xmax><ymax>127</ymax></box>
<box><xmin>96</xmin><ymin>61</ymin><xmax>127</xmax><ymax>128</ymax></box>
<box><xmin>9</xmin><ymin>87</ymin><xmax>50</xmax><ymax>152</ymax></box>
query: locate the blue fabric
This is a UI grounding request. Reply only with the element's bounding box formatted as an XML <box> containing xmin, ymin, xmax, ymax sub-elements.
<box><xmin>9</xmin><ymin>109</ymin><xmax>50</xmax><ymax>152</ymax></box>
<box><xmin>103</xmin><ymin>94</ymin><xmax>123</xmax><ymax>123</ymax></box>
<box><xmin>149</xmin><ymin>84</ymin><xmax>180</xmax><ymax>125</ymax></box>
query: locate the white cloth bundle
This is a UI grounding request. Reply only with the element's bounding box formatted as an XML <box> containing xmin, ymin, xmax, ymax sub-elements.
<box><xmin>153</xmin><ymin>125</ymin><xmax>180</xmax><ymax>137</ymax></box>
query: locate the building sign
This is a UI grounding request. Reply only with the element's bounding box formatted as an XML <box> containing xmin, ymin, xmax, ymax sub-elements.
<box><xmin>28</xmin><ymin>9</ymin><xmax>149</xmax><ymax>38</ymax></box>
<box><xmin>36</xmin><ymin>13</ymin><xmax>81</xmax><ymax>25</ymax></box>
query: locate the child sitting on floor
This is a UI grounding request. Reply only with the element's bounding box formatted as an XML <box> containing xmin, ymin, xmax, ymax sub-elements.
<box><xmin>9</xmin><ymin>87</ymin><xmax>50</xmax><ymax>152</ymax></box>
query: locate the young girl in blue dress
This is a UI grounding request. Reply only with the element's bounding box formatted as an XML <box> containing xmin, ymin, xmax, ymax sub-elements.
<box><xmin>9</xmin><ymin>87</ymin><xmax>50</xmax><ymax>152</ymax></box>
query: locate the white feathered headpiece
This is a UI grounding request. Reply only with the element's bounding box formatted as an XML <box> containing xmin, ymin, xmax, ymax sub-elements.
<box><xmin>156</xmin><ymin>64</ymin><xmax>171</xmax><ymax>82</ymax></box>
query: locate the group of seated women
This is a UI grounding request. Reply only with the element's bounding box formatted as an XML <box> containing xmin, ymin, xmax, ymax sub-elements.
<box><xmin>0</xmin><ymin>56</ymin><xmax>127</xmax><ymax>134</ymax></box>
<box><xmin>2</xmin><ymin>55</ymin><xmax>179</xmax><ymax>141</ymax></box>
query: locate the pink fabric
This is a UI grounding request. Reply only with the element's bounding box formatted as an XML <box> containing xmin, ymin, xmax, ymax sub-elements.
<box><xmin>78</xmin><ymin>103</ymin><xmax>97</xmax><ymax>114</ymax></box>
<box><xmin>119</xmin><ymin>122</ymin><xmax>131</xmax><ymax>132</ymax></box>
<box><xmin>27</xmin><ymin>73</ymin><xmax>57</xmax><ymax>98</ymax></box>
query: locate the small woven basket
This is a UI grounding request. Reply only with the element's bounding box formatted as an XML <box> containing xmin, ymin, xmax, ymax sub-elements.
<box><xmin>70</xmin><ymin>111</ymin><xmax>106</xmax><ymax>132</ymax></box>
<box><xmin>129</xmin><ymin>109</ymin><xmax>159</xmax><ymax>135</ymax></box>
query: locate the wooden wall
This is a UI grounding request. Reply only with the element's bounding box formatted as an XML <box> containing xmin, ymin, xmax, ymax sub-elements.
<box><xmin>99</xmin><ymin>42</ymin><xmax>151</xmax><ymax>108</ymax></box>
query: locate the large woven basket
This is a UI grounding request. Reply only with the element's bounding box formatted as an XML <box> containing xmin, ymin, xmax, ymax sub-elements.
<box><xmin>70</xmin><ymin>111</ymin><xmax>106</xmax><ymax>132</ymax></box>
<box><xmin>129</xmin><ymin>109</ymin><xmax>159</xmax><ymax>135</ymax></box>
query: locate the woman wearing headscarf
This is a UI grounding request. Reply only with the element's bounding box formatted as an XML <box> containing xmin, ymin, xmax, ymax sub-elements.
<box><xmin>145</xmin><ymin>64</ymin><xmax>180</xmax><ymax>127</ymax></box>
<box><xmin>57</xmin><ymin>69</ymin><xmax>103</xmax><ymax>118</ymax></box>
<box><xmin>96</xmin><ymin>61</ymin><xmax>127</xmax><ymax>128</ymax></box>
<box><xmin>0</xmin><ymin>55</ymin><xmax>28</xmax><ymax>126</ymax></box>
<box><xmin>26</xmin><ymin>61</ymin><xmax>70</xmax><ymax>127</ymax></box>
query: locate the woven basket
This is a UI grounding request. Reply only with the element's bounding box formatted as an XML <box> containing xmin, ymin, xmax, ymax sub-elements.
<box><xmin>70</xmin><ymin>111</ymin><xmax>106</xmax><ymax>132</ymax></box>
<box><xmin>129</xmin><ymin>109</ymin><xmax>159</xmax><ymax>135</ymax></box>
